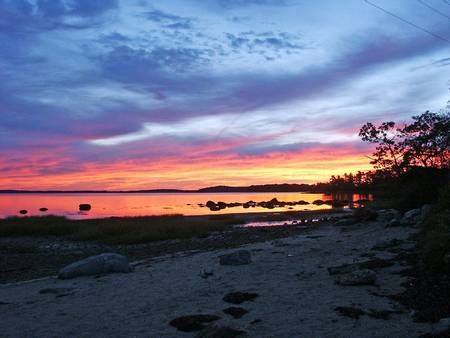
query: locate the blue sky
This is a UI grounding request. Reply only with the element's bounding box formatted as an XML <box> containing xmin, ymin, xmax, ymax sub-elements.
<box><xmin>0</xmin><ymin>0</ymin><xmax>449</xmax><ymax>189</ymax></box>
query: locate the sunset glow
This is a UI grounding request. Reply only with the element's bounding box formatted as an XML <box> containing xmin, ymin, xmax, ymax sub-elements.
<box><xmin>1</xmin><ymin>0</ymin><xmax>449</xmax><ymax>190</ymax></box>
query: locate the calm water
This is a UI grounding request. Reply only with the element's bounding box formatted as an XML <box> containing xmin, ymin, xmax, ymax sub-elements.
<box><xmin>0</xmin><ymin>192</ymin><xmax>371</xmax><ymax>219</ymax></box>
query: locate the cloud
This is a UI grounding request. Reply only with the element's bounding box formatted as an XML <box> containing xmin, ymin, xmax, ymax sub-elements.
<box><xmin>143</xmin><ymin>9</ymin><xmax>194</xmax><ymax>29</ymax></box>
<box><xmin>217</xmin><ymin>0</ymin><xmax>293</xmax><ymax>9</ymax></box>
<box><xmin>0</xmin><ymin>0</ymin><xmax>118</xmax><ymax>33</ymax></box>
<box><xmin>225</xmin><ymin>31</ymin><xmax>305</xmax><ymax>59</ymax></box>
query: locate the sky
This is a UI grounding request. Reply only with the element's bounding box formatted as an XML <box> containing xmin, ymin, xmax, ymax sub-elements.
<box><xmin>0</xmin><ymin>0</ymin><xmax>449</xmax><ymax>190</ymax></box>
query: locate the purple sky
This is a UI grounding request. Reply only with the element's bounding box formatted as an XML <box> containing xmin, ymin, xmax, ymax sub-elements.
<box><xmin>0</xmin><ymin>0</ymin><xmax>449</xmax><ymax>189</ymax></box>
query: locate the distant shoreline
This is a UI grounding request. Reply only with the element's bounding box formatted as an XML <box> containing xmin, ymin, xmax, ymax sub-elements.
<box><xmin>0</xmin><ymin>183</ymin><xmax>371</xmax><ymax>194</ymax></box>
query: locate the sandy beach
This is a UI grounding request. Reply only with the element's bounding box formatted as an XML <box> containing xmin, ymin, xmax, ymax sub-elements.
<box><xmin>0</xmin><ymin>215</ymin><xmax>444</xmax><ymax>337</ymax></box>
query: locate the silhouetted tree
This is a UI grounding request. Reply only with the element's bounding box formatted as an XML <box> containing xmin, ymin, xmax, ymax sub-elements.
<box><xmin>359</xmin><ymin>111</ymin><xmax>450</xmax><ymax>174</ymax></box>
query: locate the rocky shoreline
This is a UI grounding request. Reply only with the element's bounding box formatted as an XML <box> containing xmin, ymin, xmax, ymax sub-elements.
<box><xmin>1</xmin><ymin>207</ymin><xmax>447</xmax><ymax>337</ymax></box>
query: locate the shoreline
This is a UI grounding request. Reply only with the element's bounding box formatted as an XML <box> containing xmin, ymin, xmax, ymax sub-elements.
<box><xmin>0</xmin><ymin>210</ymin><xmax>344</xmax><ymax>284</ymax></box>
<box><xmin>0</xmin><ymin>209</ymin><xmax>444</xmax><ymax>337</ymax></box>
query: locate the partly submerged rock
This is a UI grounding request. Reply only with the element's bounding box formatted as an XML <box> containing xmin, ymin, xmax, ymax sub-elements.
<box><xmin>79</xmin><ymin>204</ymin><xmax>91</xmax><ymax>211</ymax></box>
<box><xmin>336</xmin><ymin>269</ymin><xmax>376</xmax><ymax>286</ymax></box>
<box><xmin>58</xmin><ymin>253</ymin><xmax>133</xmax><ymax>279</ymax></box>
<box><xmin>196</xmin><ymin>325</ymin><xmax>246</xmax><ymax>338</ymax></box>
<box><xmin>39</xmin><ymin>207</ymin><xmax>48</xmax><ymax>212</ymax></box>
<box><xmin>219</xmin><ymin>250</ymin><xmax>251</xmax><ymax>266</ymax></box>
<box><xmin>19</xmin><ymin>210</ymin><xmax>28</xmax><ymax>215</ymax></box>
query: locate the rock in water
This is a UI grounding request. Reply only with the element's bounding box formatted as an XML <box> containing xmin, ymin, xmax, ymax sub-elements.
<box><xmin>58</xmin><ymin>253</ymin><xmax>133</xmax><ymax>279</ymax></box>
<box><xmin>19</xmin><ymin>210</ymin><xmax>28</xmax><ymax>215</ymax></box>
<box><xmin>39</xmin><ymin>207</ymin><xmax>48</xmax><ymax>212</ymax></box>
<box><xmin>336</xmin><ymin>269</ymin><xmax>376</xmax><ymax>286</ymax></box>
<box><xmin>79</xmin><ymin>204</ymin><xmax>91</xmax><ymax>211</ymax></box>
<box><xmin>219</xmin><ymin>250</ymin><xmax>251</xmax><ymax>265</ymax></box>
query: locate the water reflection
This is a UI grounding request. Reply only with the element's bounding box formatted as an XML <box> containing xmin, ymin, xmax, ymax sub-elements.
<box><xmin>0</xmin><ymin>192</ymin><xmax>372</xmax><ymax>219</ymax></box>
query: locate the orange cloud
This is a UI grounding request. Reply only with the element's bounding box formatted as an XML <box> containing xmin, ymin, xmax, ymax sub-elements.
<box><xmin>0</xmin><ymin>142</ymin><xmax>373</xmax><ymax>190</ymax></box>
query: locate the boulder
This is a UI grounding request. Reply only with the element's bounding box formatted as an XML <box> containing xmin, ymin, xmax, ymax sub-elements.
<box><xmin>377</xmin><ymin>209</ymin><xmax>401</xmax><ymax>222</ymax></box>
<box><xmin>336</xmin><ymin>269</ymin><xmax>377</xmax><ymax>286</ymax></box>
<box><xmin>312</xmin><ymin>200</ymin><xmax>325</xmax><ymax>205</ymax></box>
<box><xmin>19</xmin><ymin>210</ymin><xmax>28</xmax><ymax>215</ymax></box>
<box><xmin>400</xmin><ymin>208</ymin><xmax>421</xmax><ymax>225</ymax></box>
<box><xmin>39</xmin><ymin>207</ymin><xmax>48</xmax><ymax>212</ymax></box>
<box><xmin>206</xmin><ymin>201</ymin><xmax>216</xmax><ymax>208</ymax></box>
<box><xmin>219</xmin><ymin>250</ymin><xmax>251</xmax><ymax>266</ymax></box>
<box><xmin>79</xmin><ymin>204</ymin><xmax>91</xmax><ymax>211</ymax></box>
<box><xmin>217</xmin><ymin>202</ymin><xmax>227</xmax><ymax>210</ymax></box>
<box><xmin>58</xmin><ymin>253</ymin><xmax>133</xmax><ymax>279</ymax></box>
<box><xmin>352</xmin><ymin>208</ymin><xmax>378</xmax><ymax>221</ymax></box>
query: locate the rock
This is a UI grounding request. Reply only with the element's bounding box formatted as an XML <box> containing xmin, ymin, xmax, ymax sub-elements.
<box><xmin>335</xmin><ymin>306</ymin><xmax>401</xmax><ymax>320</ymax></box>
<box><xmin>312</xmin><ymin>200</ymin><xmax>325</xmax><ymax>205</ymax></box>
<box><xmin>39</xmin><ymin>287</ymin><xmax>73</xmax><ymax>294</ymax></box>
<box><xmin>223</xmin><ymin>292</ymin><xmax>258</xmax><ymax>304</ymax></box>
<box><xmin>79</xmin><ymin>204</ymin><xmax>91</xmax><ymax>211</ymax></box>
<box><xmin>39</xmin><ymin>207</ymin><xmax>48</xmax><ymax>212</ymax></box>
<box><xmin>328</xmin><ymin>258</ymin><xmax>394</xmax><ymax>275</ymax></box>
<box><xmin>401</xmin><ymin>208</ymin><xmax>421</xmax><ymax>224</ymax></box>
<box><xmin>169</xmin><ymin>314</ymin><xmax>220</xmax><ymax>332</ymax></box>
<box><xmin>58</xmin><ymin>253</ymin><xmax>133</xmax><ymax>279</ymax></box>
<box><xmin>331</xmin><ymin>201</ymin><xmax>347</xmax><ymax>208</ymax></box>
<box><xmin>19</xmin><ymin>210</ymin><xmax>28</xmax><ymax>215</ymax></box>
<box><xmin>200</xmin><ymin>269</ymin><xmax>214</xmax><ymax>279</ymax></box>
<box><xmin>206</xmin><ymin>201</ymin><xmax>216</xmax><ymax>208</ymax></box>
<box><xmin>219</xmin><ymin>250</ymin><xmax>251</xmax><ymax>265</ymax></box>
<box><xmin>352</xmin><ymin>207</ymin><xmax>378</xmax><ymax>221</ymax></box>
<box><xmin>217</xmin><ymin>202</ymin><xmax>227</xmax><ymax>209</ymax></box>
<box><xmin>223</xmin><ymin>307</ymin><xmax>248</xmax><ymax>319</ymax></box>
<box><xmin>385</xmin><ymin>218</ymin><xmax>401</xmax><ymax>227</ymax></box>
<box><xmin>333</xmin><ymin>218</ymin><xmax>356</xmax><ymax>226</ymax></box>
<box><xmin>336</xmin><ymin>269</ymin><xmax>377</xmax><ymax>286</ymax></box>
<box><xmin>335</xmin><ymin>306</ymin><xmax>365</xmax><ymax>319</ymax></box>
<box><xmin>378</xmin><ymin>209</ymin><xmax>401</xmax><ymax>222</ymax></box>
<box><xmin>196</xmin><ymin>325</ymin><xmax>246</xmax><ymax>338</ymax></box>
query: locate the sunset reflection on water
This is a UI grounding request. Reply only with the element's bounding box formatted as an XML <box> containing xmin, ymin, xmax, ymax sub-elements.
<box><xmin>0</xmin><ymin>192</ymin><xmax>372</xmax><ymax>219</ymax></box>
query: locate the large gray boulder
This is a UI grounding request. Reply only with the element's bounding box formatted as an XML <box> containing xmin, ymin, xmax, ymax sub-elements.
<box><xmin>58</xmin><ymin>253</ymin><xmax>133</xmax><ymax>279</ymax></box>
<box><xmin>219</xmin><ymin>250</ymin><xmax>251</xmax><ymax>266</ymax></box>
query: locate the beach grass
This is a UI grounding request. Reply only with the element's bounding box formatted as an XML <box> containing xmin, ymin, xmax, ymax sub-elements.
<box><xmin>0</xmin><ymin>214</ymin><xmax>244</xmax><ymax>244</ymax></box>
